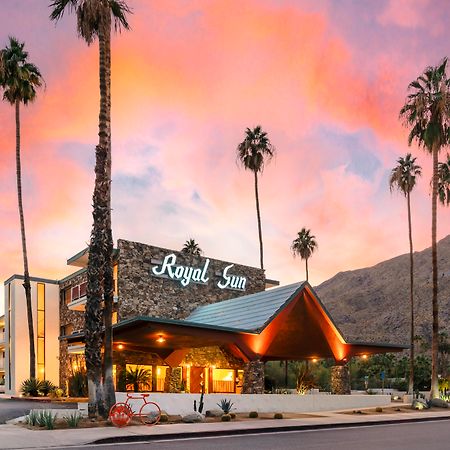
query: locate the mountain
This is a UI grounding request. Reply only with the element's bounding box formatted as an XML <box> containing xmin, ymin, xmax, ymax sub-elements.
<box><xmin>315</xmin><ymin>235</ymin><xmax>450</xmax><ymax>346</ymax></box>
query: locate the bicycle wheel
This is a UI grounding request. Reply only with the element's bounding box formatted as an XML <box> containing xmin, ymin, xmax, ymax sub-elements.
<box><xmin>139</xmin><ymin>401</ymin><xmax>161</xmax><ymax>426</ymax></box>
<box><xmin>109</xmin><ymin>402</ymin><xmax>133</xmax><ymax>428</ymax></box>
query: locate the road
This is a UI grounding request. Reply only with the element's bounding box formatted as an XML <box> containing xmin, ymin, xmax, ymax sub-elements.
<box><xmin>41</xmin><ymin>420</ymin><xmax>450</xmax><ymax>450</ymax></box>
<box><xmin>0</xmin><ymin>398</ymin><xmax>77</xmax><ymax>424</ymax></box>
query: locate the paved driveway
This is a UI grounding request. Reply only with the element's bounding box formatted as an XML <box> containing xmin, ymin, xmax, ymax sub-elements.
<box><xmin>0</xmin><ymin>398</ymin><xmax>77</xmax><ymax>423</ymax></box>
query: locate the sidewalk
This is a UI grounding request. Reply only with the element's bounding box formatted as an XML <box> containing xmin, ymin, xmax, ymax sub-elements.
<box><xmin>2</xmin><ymin>408</ymin><xmax>450</xmax><ymax>449</ymax></box>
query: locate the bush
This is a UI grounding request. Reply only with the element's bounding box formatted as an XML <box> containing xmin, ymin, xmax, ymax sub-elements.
<box><xmin>40</xmin><ymin>380</ymin><xmax>56</xmax><ymax>396</ymax></box>
<box><xmin>375</xmin><ymin>407</ymin><xmax>383</xmax><ymax>413</ymax></box>
<box><xmin>159</xmin><ymin>413</ymin><xmax>169</xmax><ymax>423</ymax></box>
<box><xmin>25</xmin><ymin>410</ymin><xmax>40</xmax><ymax>426</ymax></box>
<box><xmin>64</xmin><ymin>412</ymin><xmax>82</xmax><ymax>428</ymax></box>
<box><xmin>274</xmin><ymin>413</ymin><xmax>283</xmax><ymax>419</ymax></box>
<box><xmin>68</xmin><ymin>370</ymin><xmax>88</xmax><ymax>397</ymax></box>
<box><xmin>230</xmin><ymin>412</ymin><xmax>236</xmax><ymax>419</ymax></box>
<box><xmin>21</xmin><ymin>378</ymin><xmax>44</xmax><ymax>397</ymax></box>
<box><xmin>37</xmin><ymin>410</ymin><xmax>57</xmax><ymax>430</ymax></box>
<box><xmin>249</xmin><ymin>411</ymin><xmax>258</xmax><ymax>418</ymax></box>
<box><xmin>221</xmin><ymin>414</ymin><xmax>231</xmax><ymax>422</ymax></box>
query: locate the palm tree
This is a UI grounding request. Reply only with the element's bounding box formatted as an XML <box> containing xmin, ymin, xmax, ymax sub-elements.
<box><xmin>0</xmin><ymin>37</ymin><xmax>43</xmax><ymax>380</ymax></box>
<box><xmin>237</xmin><ymin>126</ymin><xmax>275</xmax><ymax>270</ymax></box>
<box><xmin>50</xmin><ymin>0</ymin><xmax>131</xmax><ymax>418</ymax></box>
<box><xmin>437</xmin><ymin>154</ymin><xmax>450</xmax><ymax>206</ymax></box>
<box><xmin>400</xmin><ymin>57</ymin><xmax>450</xmax><ymax>398</ymax></box>
<box><xmin>291</xmin><ymin>228</ymin><xmax>317</xmax><ymax>282</ymax></box>
<box><xmin>126</xmin><ymin>366</ymin><xmax>152</xmax><ymax>392</ymax></box>
<box><xmin>389</xmin><ymin>153</ymin><xmax>422</xmax><ymax>394</ymax></box>
<box><xmin>181</xmin><ymin>238</ymin><xmax>203</xmax><ymax>256</ymax></box>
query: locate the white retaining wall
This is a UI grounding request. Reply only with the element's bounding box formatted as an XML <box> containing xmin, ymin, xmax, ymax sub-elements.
<box><xmin>114</xmin><ymin>393</ymin><xmax>392</xmax><ymax>415</ymax></box>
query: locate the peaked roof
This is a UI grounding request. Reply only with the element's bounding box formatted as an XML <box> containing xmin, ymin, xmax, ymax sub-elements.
<box><xmin>187</xmin><ymin>282</ymin><xmax>305</xmax><ymax>332</ymax></box>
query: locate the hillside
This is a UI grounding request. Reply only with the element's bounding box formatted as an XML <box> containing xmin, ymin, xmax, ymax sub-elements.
<box><xmin>315</xmin><ymin>235</ymin><xmax>450</xmax><ymax>346</ymax></box>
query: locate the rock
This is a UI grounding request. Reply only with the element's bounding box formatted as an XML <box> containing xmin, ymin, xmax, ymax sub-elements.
<box><xmin>182</xmin><ymin>412</ymin><xmax>204</xmax><ymax>423</ymax></box>
<box><xmin>205</xmin><ymin>409</ymin><xmax>224</xmax><ymax>417</ymax></box>
<box><xmin>430</xmin><ymin>398</ymin><xmax>449</xmax><ymax>408</ymax></box>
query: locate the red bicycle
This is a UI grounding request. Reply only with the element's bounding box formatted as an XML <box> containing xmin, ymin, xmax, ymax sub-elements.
<box><xmin>109</xmin><ymin>393</ymin><xmax>162</xmax><ymax>428</ymax></box>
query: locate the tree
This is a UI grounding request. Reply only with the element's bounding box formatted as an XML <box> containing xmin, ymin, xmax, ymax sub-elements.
<box><xmin>389</xmin><ymin>153</ymin><xmax>422</xmax><ymax>394</ymax></box>
<box><xmin>50</xmin><ymin>0</ymin><xmax>131</xmax><ymax>418</ymax></box>
<box><xmin>437</xmin><ymin>154</ymin><xmax>450</xmax><ymax>206</ymax></box>
<box><xmin>291</xmin><ymin>228</ymin><xmax>317</xmax><ymax>282</ymax></box>
<box><xmin>0</xmin><ymin>37</ymin><xmax>43</xmax><ymax>380</ymax></box>
<box><xmin>237</xmin><ymin>126</ymin><xmax>275</xmax><ymax>270</ymax></box>
<box><xmin>400</xmin><ymin>57</ymin><xmax>450</xmax><ymax>398</ymax></box>
<box><xmin>181</xmin><ymin>238</ymin><xmax>203</xmax><ymax>256</ymax></box>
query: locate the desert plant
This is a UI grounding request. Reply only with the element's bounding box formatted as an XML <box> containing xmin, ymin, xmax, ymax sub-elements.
<box><xmin>274</xmin><ymin>413</ymin><xmax>283</xmax><ymax>419</ymax></box>
<box><xmin>126</xmin><ymin>366</ymin><xmax>151</xmax><ymax>392</ymax></box>
<box><xmin>37</xmin><ymin>410</ymin><xmax>57</xmax><ymax>430</ymax></box>
<box><xmin>69</xmin><ymin>370</ymin><xmax>88</xmax><ymax>397</ymax></box>
<box><xmin>193</xmin><ymin>385</ymin><xmax>205</xmax><ymax>414</ymax></box>
<box><xmin>221</xmin><ymin>414</ymin><xmax>231</xmax><ymax>422</ymax></box>
<box><xmin>49</xmin><ymin>388</ymin><xmax>64</xmax><ymax>399</ymax></box>
<box><xmin>249</xmin><ymin>411</ymin><xmax>258</xmax><ymax>418</ymax></box>
<box><xmin>230</xmin><ymin>412</ymin><xmax>236</xmax><ymax>419</ymax></box>
<box><xmin>159</xmin><ymin>413</ymin><xmax>169</xmax><ymax>423</ymax></box>
<box><xmin>40</xmin><ymin>380</ymin><xmax>56</xmax><ymax>396</ymax></box>
<box><xmin>64</xmin><ymin>412</ymin><xmax>82</xmax><ymax>428</ymax></box>
<box><xmin>217</xmin><ymin>398</ymin><xmax>234</xmax><ymax>414</ymax></box>
<box><xmin>25</xmin><ymin>410</ymin><xmax>40</xmax><ymax>426</ymax></box>
<box><xmin>21</xmin><ymin>378</ymin><xmax>43</xmax><ymax>397</ymax></box>
<box><xmin>375</xmin><ymin>407</ymin><xmax>383</xmax><ymax>413</ymax></box>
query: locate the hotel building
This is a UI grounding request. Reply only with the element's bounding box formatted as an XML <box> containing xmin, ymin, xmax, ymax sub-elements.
<box><xmin>3</xmin><ymin>239</ymin><xmax>405</xmax><ymax>396</ymax></box>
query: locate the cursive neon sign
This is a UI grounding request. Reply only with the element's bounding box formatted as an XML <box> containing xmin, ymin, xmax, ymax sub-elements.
<box><xmin>151</xmin><ymin>254</ymin><xmax>246</xmax><ymax>290</ymax></box>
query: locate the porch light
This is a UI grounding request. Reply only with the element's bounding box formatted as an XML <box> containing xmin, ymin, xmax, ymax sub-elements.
<box><xmin>312</xmin><ymin>358</ymin><xmax>318</xmax><ymax>363</ymax></box>
<box><xmin>156</xmin><ymin>335</ymin><xmax>165</xmax><ymax>343</ymax></box>
<box><xmin>362</xmin><ymin>354</ymin><xmax>368</xmax><ymax>359</ymax></box>
<box><xmin>117</xmin><ymin>344</ymin><xmax>124</xmax><ymax>350</ymax></box>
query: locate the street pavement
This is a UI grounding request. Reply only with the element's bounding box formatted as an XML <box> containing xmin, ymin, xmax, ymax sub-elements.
<box><xmin>0</xmin><ymin>398</ymin><xmax>77</xmax><ymax>424</ymax></box>
<box><xmin>49</xmin><ymin>420</ymin><xmax>450</xmax><ymax>450</ymax></box>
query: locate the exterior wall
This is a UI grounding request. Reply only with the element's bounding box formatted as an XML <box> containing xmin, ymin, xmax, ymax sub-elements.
<box><xmin>114</xmin><ymin>392</ymin><xmax>393</xmax><ymax>415</ymax></box>
<box><xmin>0</xmin><ymin>315</ymin><xmax>5</xmax><ymax>390</ymax></box>
<box><xmin>117</xmin><ymin>239</ymin><xmax>266</xmax><ymax>321</ymax></box>
<box><xmin>4</xmin><ymin>277</ymin><xmax>59</xmax><ymax>395</ymax></box>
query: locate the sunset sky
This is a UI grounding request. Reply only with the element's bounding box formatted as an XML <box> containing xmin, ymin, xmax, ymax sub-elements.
<box><xmin>1</xmin><ymin>0</ymin><xmax>450</xmax><ymax>313</ymax></box>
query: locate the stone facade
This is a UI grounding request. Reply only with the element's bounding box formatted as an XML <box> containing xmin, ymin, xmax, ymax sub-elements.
<box><xmin>117</xmin><ymin>239</ymin><xmax>266</xmax><ymax>321</ymax></box>
<box><xmin>242</xmin><ymin>360</ymin><xmax>265</xmax><ymax>394</ymax></box>
<box><xmin>58</xmin><ymin>240</ymin><xmax>266</xmax><ymax>390</ymax></box>
<box><xmin>330</xmin><ymin>365</ymin><xmax>351</xmax><ymax>395</ymax></box>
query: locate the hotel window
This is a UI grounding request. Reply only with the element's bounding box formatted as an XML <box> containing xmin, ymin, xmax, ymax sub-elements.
<box><xmin>112</xmin><ymin>312</ymin><xmax>118</xmax><ymax>325</ymax></box>
<box><xmin>113</xmin><ymin>264</ymin><xmax>118</xmax><ymax>296</ymax></box>
<box><xmin>37</xmin><ymin>283</ymin><xmax>45</xmax><ymax>380</ymax></box>
<box><xmin>7</xmin><ymin>283</ymin><xmax>11</xmax><ymax>390</ymax></box>
<box><xmin>64</xmin><ymin>288</ymin><xmax>71</xmax><ymax>305</ymax></box>
<box><xmin>212</xmin><ymin>368</ymin><xmax>235</xmax><ymax>393</ymax></box>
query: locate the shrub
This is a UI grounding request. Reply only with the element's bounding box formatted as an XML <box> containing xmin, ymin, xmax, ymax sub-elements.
<box><xmin>375</xmin><ymin>407</ymin><xmax>383</xmax><ymax>413</ymax></box>
<box><xmin>21</xmin><ymin>378</ymin><xmax>44</xmax><ymax>397</ymax></box>
<box><xmin>37</xmin><ymin>410</ymin><xmax>57</xmax><ymax>430</ymax></box>
<box><xmin>68</xmin><ymin>370</ymin><xmax>88</xmax><ymax>397</ymax></box>
<box><xmin>217</xmin><ymin>398</ymin><xmax>234</xmax><ymax>414</ymax></box>
<box><xmin>159</xmin><ymin>413</ymin><xmax>169</xmax><ymax>423</ymax></box>
<box><xmin>40</xmin><ymin>380</ymin><xmax>56</xmax><ymax>396</ymax></box>
<box><xmin>221</xmin><ymin>414</ymin><xmax>231</xmax><ymax>422</ymax></box>
<box><xmin>249</xmin><ymin>411</ymin><xmax>258</xmax><ymax>418</ymax></box>
<box><xmin>64</xmin><ymin>412</ymin><xmax>82</xmax><ymax>428</ymax></box>
<box><xmin>274</xmin><ymin>413</ymin><xmax>283</xmax><ymax>419</ymax></box>
<box><xmin>49</xmin><ymin>388</ymin><xmax>64</xmax><ymax>399</ymax></box>
<box><xmin>230</xmin><ymin>412</ymin><xmax>236</xmax><ymax>419</ymax></box>
<box><xmin>25</xmin><ymin>410</ymin><xmax>40</xmax><ymax>426</ymax></box>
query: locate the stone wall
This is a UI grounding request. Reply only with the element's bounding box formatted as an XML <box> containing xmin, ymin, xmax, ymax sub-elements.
<box><xmin>117</xmin><ymin>239</ymin><xmax>266</xmax><ymax>321</ymax></box>
<box><xmin>242</xmin><ymin>360</ymin><xmax>265</xmax><ymax>394</ymax></box>
<box><xmin>330</xmin><ymin>365</ymin><xmax>351</xmax><ymax>395</ymax></box>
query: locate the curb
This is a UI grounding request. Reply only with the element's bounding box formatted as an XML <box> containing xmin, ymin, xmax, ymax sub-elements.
<box><xmin>91</xmin><ymin>414</ymin><xmax>450</xmax><ymax>445</ymax></box>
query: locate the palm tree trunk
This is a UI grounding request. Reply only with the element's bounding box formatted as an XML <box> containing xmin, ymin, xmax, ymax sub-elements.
<box><xmin>430</xmin><ymin>142</ymin><xmax>439</xmax><ymax>399</ymax></box>
<box><xmin>407</xmin><ymin>191</ymin><xmax>415</xmax><ymax>395</ymax></box>
<box><xmin>99</xmin><ymin>10</ymin><xmax>116</xmax><ymax>416</ymax></box>
<box><xmin>305</xmin><ymin>258</ymin><xmax>309</xmax><ymax>282</ymax></box>
<box><xmin>254</xmin><ymin>171</ymin><xmax>264</xmax><ymax>270</ymax></box>
<box><xmin>15</xmin><ymin>99</ymin><xmax>36</xmax><ymax>380</ymax></box>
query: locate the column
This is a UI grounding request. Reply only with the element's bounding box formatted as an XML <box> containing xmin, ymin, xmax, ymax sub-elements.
<box><xmin>330</xmin><ymin>365</ymin><xmax>351</xmax><ymax>394</ymax></box>
<box><xmin>242</xmin><ymin>360</ymin><xmax>264</xmax><ymax>394</ymax></box>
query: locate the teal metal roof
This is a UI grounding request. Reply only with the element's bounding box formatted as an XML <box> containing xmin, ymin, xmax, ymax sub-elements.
<box><xmin>187</xmin><ymin>282</ymin><xmax>305</xmax><ymax>332</ymax></box>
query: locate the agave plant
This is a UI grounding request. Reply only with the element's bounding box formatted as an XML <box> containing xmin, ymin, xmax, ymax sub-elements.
<box><xmin>21</xmin><ymin>378</ymin><xmax>44</xmax><ymax>397</ymax></box>
<box><xmin>217</xmin><ymin>398</ymin><xmax>234</xmax><ymax>414</ymax></box>
<box><xmin>39</xmin><ymin>380</ymin><xmax>56</xmax><ymax>396</ymax></box>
